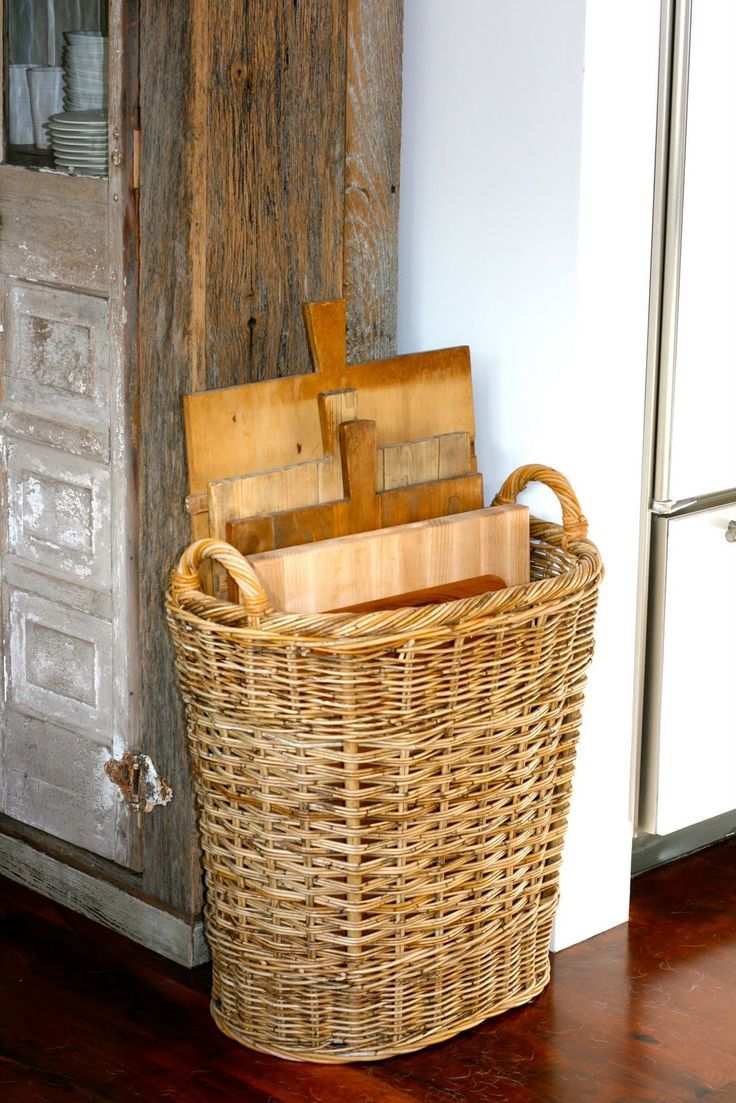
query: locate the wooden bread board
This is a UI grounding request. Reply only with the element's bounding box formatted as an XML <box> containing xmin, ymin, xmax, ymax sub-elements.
<box><xmin>183</xmin><ymin>299</ymin><xmax>477</xmax><ymax>496</ymax></box>
<box><xmin>246</xmin><ymin>505</ymin><xmax>529</xmax><ymax>614</ymax></box>
<box><xmin>224</xmin><ymin>419</ymin><xmax>483</xmax><ymax>555</ymax></box>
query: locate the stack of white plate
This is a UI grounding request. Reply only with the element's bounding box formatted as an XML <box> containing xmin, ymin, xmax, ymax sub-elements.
<box><xmin>47</xmin><ymin>110</ymin><xmax>108</xmax><ymax>175</ymax></box>
<box><xmin>62</xmin><ymin>31</ymin><xmax>108</xmax><ymax>112</ymax></box>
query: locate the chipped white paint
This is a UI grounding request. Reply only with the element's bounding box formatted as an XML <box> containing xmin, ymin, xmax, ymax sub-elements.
<box><xmin>3</xmin><ymin>281</ymin><xmax>110</xmax><ymax>429</ymax></box>
<box><xmin>6</xmin><ymin>438</ymin><xmax>111</xmax><ymax>587</ymax></box>
<box><xmin>0</xmin><ymin>834</ymin><xmax>209</xmax><ymax>966</ymax></box>
<box><xmin>0</xmin><ymin>167</ymin><xmax>109</xmax><ymax>293</ymax></box>
<box><xmin>0</xmin><ymin>272</ymin><xmax>130</xmax><ymax>868</ymax></box>
<box><xmin>7</xmin><ymin>588</ymin><xmax>113</xmax><ymax>736</ymax></box>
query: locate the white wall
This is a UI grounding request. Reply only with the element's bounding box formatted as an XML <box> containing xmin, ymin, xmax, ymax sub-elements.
<box><xmin>398</xmin><ymin>0</ymin><xmax>661</xmax><ymax>949</ymax></box>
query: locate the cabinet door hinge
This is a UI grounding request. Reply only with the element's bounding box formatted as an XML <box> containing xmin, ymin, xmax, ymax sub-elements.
<box><xmin>105</xmin><ymin>752</ymin><xmax>172</xmax><ymax>815</ymax></box>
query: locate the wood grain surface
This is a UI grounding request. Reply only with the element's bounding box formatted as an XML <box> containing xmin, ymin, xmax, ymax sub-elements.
<box><xmin>0</xmin><ymin>166</ymin><xmax>108</xmax><ymax>292</ymax></box>
<box><xmin>204</xmin><ymin>1</ymin><xmax>345</xmax><ymax>386</ymax></box>
<box><xmin>138</xmin><ymin>0</ymin><xmax>204</xmax><ymax>916</ymax></box>
<box><xmin>137</xmin><ymin>3</ymin><xmax>404</xmax><ymax>919</ymax></box>
<box><xmin>224</xmin><ymin>423</ymin><xmax>482</xmax><ymax>566</ymax></box>
<box><xmin>344</xmin><ymin>0</ymin><xmax>403</xmax><ymax>362</ymax></box>
<box><xmin>247</xmin><ymin>505</ymin><xmax>529</xmax><ymax>613</ymax></box>
<box><xmin>184</xmin><ymin>300</ymin><xmax>476</xmax><ymax>495</ymax></box>
<box><xmin>330</xmin><ymin>574</ymin><xmax>507</xmax><ymax>613</ymax></box>
<box><xmin>2</xmin><ymin>839</ymin><xmax>735</xmax><ymax>1101</ymax></box>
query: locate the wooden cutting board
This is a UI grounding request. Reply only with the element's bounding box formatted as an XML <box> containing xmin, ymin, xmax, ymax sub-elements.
<box><xmin>224</xmin><ymin>419</ymin><xmax>483</xmax><ymax>556</ymax></box>
<box><xmin>183</xmin><ymin>298</ymin><xmax>477</xmax><ymax>497</ymax></box>
<box><xmin>246</xmin><ymin>505</ymin><xmax>529</xmax><ymax>614</ymax></box>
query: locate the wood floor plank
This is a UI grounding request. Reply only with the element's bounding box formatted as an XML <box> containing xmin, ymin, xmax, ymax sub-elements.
<box><xmin>1</xmin><ymin>838</ymin><xmax>735</xmax><ymax>1102</ymax></box>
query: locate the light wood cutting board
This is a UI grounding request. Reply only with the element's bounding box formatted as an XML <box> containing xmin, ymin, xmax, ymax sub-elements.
<box><xmin>246</xmin><ymin>505</ymin><xmax>529</xmax><ymax>614</ymax></box>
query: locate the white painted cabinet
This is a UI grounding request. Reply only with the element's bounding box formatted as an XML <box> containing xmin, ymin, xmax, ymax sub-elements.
<box><xmin>0</xmin><ymin>269</ymin><xmax>138</xmax><ymax>868</ymax></box>
<box><xmin>0</xmin><ymin>3</ymin><xmax>139</xmax><ymax>872</ymax></box>
<box><xmin>666</xmin><ymin>0</ymin><xmax>736</xmax><ymax>502</ymax></box>
<box><xmin>640</xmin><ymin>0</ymin><xmax>736</xmax><ymax>842</ymax></box>
<box><xmin>643</xmin><ymin>505</ymin><xmax>736</xmax><ymax>835</ymax></box>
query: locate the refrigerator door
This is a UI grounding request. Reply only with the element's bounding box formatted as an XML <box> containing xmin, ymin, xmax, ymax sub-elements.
<box><xmin>657</xmin><ymin>0</ymin><xmax>736</xmax><ymax>504</ymax></box>
<box><xmin>641</xmin><ymin>503</ymin><xmax>736</xmax><ymax>836</ymax></box>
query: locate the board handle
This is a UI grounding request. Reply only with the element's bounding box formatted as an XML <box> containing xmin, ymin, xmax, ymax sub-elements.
<box><xmin>492</xmin><ymin>465</ymin><xmax>589</xmax><ymax>543</ymax></box>
<box><xmin>172</xmin><ymin>538</ymin><xmax>273</xmax><ymax>616</ymax></box>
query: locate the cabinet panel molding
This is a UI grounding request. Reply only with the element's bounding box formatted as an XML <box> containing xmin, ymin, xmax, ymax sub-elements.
<box><xmin>3</xmin><ymin>281</ymin><xmax>110</xmax><ymax>430</ymax></box>
<box><xmin>6</xmin><ymin>587</ymin><xmax>113</xmax><ymax>735</ymax></box>
<box><xmin>5</xmin><ymin>439</ymin><xmax>112</xmax><ymax>588</ymax></box>
<box><xmin>0</xmin><ymin>167</ymin><xmax>108</xmax><ymax>293</ymax></box>
<box><xmin>2</xmin><ymin>555</ymin><xmax>113</xmax><ymax>619</ymax></box>
<box><xmin>0</xmin><ymin>408</ymin><xmax>109</xmax><ymax>463</ymax></box>
<box><xmin>3</xmin><ymin>710</ymin><xmax>125</xmax><ymax>864</ymax></box>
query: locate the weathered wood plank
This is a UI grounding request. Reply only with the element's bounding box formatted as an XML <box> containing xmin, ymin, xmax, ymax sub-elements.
<box><xmin>137</xmin><ymin>0</ymin><xmax>404</xmax><ymax>920</ymax></box>
<box><xmin>0</xmin><ymin>831</ymin><xmax>208</xmax><ymax>966</ymax></box>
<box><xmin>344</xmin><ymin>0</ymin><xmax>404</xmax><ymax>362</ymax></box>
<box><xmin>138</xmin><ymin>0</ymin><xmax>204</xmax><ymax>916</ymax></box>
<box><xmin>0</xmin><ymin>166</ymin><xmax>108</xmax><ymax>292</ymax></box>
<box><xmin>0</xmin><ymin>1</ymin><xmax>5</xmax><ymax>165</ymax></box>
<box><xmin>107</xmin><ymin>0</ymin><xmax>143</xmax><ymax>877</ymax></box>
<box><xmin>203</xmin><ymin>0</ymin><xmax>347</xmax><ymax>385</ymax></box>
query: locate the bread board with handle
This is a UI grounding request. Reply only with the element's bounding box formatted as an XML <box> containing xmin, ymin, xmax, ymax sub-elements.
<box><xmin>183</xmin><ymin>298</ymin><xmax>477</xmax><ymax>498</ymax></box>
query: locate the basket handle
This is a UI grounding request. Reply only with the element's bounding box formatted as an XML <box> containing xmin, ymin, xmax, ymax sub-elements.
<box><xmin>171</xmin><ymin>538</ymin><xmax>273</xmax><ymax>617</ymax></box>
<box><xmin>492</xmin><ymin>465</ymin><xmax>589</xmax><ymax>542</ymax></box>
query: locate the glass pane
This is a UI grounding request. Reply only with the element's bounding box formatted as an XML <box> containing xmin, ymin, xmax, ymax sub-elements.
<box><xmin>4</xmin><ymin>0</ymin><xmax>108</xmax><ymax>175</ymax></box>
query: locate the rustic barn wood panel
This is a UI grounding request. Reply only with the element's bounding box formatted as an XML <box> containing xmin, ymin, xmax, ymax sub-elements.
<box><xmin>344</xmin><ymin>0</ymin><xmax>403</xmax><ymax>362</ymax></box>
<box><xmin>138</xmin><ymin>0</ymin><xmax>404</xmax><ymax>918</ymax></box>
<box><xmin>0</xmin><ymin>0</ymin><xmax>5</xmax><ymax>165</ymax></box>
<box><xmin>0</xmin><ymin>167</ymin><xmax>108</xmax><ymax>292</ymax></box>
<box><xmin>138</xmin><ymin>0</ymin><xmax>208</xmax><ymax>915</ymax></box>
<box><xmin>203</xmin><ymin>0</ymin><xmax>347</xmax><ymax>385</ymax></box>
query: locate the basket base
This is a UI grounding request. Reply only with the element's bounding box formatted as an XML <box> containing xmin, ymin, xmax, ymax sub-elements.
<box><xmin>209</xmin><ymin>963</ymin><xmax>551</xmax><ymax>1064</ymax></box>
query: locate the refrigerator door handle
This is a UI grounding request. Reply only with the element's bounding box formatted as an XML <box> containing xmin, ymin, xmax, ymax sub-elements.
<box><xmin>651</xmin><ymin>497</ymin><xmax>698</xmax><ymax>516</ymax></box>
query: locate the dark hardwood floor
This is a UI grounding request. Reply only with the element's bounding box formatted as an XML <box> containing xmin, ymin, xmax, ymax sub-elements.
<box><xmin>1</xmin><ymin>838</ymin><xmax>735</xmax><ymax>1102</ymax></box>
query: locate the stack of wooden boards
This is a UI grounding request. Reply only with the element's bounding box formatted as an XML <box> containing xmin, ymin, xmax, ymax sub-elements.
<box><xmin>183</xmin><ymin>299</ymin><xmax>529</xmax><ymax>611</ymax></box>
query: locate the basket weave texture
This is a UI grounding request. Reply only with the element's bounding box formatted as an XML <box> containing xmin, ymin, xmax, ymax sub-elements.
<box><xmin>166</xmin><ymin>465</ymin><xmax>603</xmax><ymax>1062</ymax></box>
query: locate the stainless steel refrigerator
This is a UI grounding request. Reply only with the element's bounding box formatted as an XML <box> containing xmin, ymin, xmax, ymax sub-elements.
<box><xmin>637</xmin><ymin>0</ymin><xmax>736</xmax><ymax>841</ymax></box>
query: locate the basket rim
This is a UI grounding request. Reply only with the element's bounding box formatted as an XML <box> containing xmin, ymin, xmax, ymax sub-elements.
<box><xmin>166</xmin><ymin>518</ymin><xmax>604</xmax><ymax>650</ymax></box>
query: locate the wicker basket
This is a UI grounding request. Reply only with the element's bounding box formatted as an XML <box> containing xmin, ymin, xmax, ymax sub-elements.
<box><xmin>166</xmin><ymin>465</ymin><xmax>603</xmax><ymax>1062</ymax></box>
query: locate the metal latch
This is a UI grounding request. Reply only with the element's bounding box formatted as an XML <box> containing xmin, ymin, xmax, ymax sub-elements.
<box><xmin>105</xmin><ymin>752</ymin><xmax>173</xmax><ymax>820</ymax></box>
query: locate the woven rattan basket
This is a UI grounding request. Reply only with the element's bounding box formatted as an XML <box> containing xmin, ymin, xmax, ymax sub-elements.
<box><xmin>166</xmin><ymin>464</ymin><xmax>603</xmax><ymax>1062</ymax></box>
